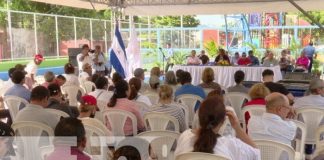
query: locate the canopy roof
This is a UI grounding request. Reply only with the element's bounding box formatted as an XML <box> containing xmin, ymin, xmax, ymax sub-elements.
<box><xmin>31</xmin><ymin>0</ymin><xmax>324</xmax><ymax>15</ymax></box>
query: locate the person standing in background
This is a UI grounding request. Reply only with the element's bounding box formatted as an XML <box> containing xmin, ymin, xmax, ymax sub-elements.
<box><xmin>92</xmin><ymin>45</ymin><xmax>106</xmax><ymax>76</ymax></box>
<box><xmin>165</xmin><ymin>43</ymin><xmax>174</xmax><ymax>72</ymax></box>
<box><xmin>25</xmin><ymin>54</ymin><xmax>44</xmax><ymax>89</ymax></box>
<box><xmin>303</xmin><ymin>41</ymin><xmax>316</xmax><ymax>73</ymax></box>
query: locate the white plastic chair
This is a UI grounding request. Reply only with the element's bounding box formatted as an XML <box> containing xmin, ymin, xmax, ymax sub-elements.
<box><xmin>203</xmin><ymin>88</ymin><xmax>213</xmax><ymax>96</ymax></box>
<box><xmin>295</xmin><ymin>107</ymin><xmax>324</xmax><ymax>144</ymax></box>
<box><xmin>291</xmin><ymin>120</ymin><xmax>306</xmax><ymax>160</ymax></box>
<box><xmin>80</xmin><ymin>81</ymin><xmax>96</xmax><ymax>94</ymax></box>
<box><xmin>138</xmin><ymin>131</ymin><xmax>180</xmax><ymax>160</ymax></box>
<box><xmin>144</xmin><ymin>93</ymin><xmax>159</xmax><ymax>105</ymax></box>
<box><xmin>314</xmin><ymin>125</ymin><xmax>324</xmax><ymax>157</ymax></box>
<box><xmin>173</xmin><ymin>103</ymin><xmax>190</xmax><ymax>129</ymax></box>
<box><xmin>4</xmin><ymin>95</ymin><xmax>29</xmax><ymax>121</ymax></box>
<box><xmin>61</xmin><ymin>85</ymin><xmax>85</xmax><ymax>106</ymax></box>
<box><xmin>12</xmin><ymin>121</ymin><xmax>54</xmax><ymax>160</ymax></box>
<box><xmin>134</xmin><ymin>101</ymin><xmax>151</xmax><ymax>116</ymax></box>
<box><xmin>225</xmin><ymin>92</ymin><xmax>250</xmax><ymax>122</ymax></box>
<box><xmin>144</xmin><ymin>112</ymin><xmax>180</xmax><ymax>132</ymax></box>
<box><xmin>176</xmin><ymin>152</ymin><xmax>230</xmax><ymax>160</ymax></box>
<box><xmin>46</xmin><ymin>108</ymin><xmax>70</xmax><ymax>119</ymax></box>
<box><xmin>116</xmin><ymin>137</ymin><xmax>150</xmax><ymax>160</ymax></box>
<box><xmin>102</xmin><ymin>109</ymin><xmax>138</xmax><ymax>136</ymax></box>
<box><xmin>241</xmin><ymin>105</ymin><xmax>266</xmax><ymax>131</ymax></box>
<box><xmin>175</xmin><ymin>94</ymin><xmax>203</xmax><ymax>127</ymax></box>
<box><xmin>96</xmin><ymin>100</ymin><xmax>107</xmax><ymax>112</ymax></box>
<box><xmin>254</xmin><ymin>139</ymin><xmax>295</xmax><ymax>160</ymax></box>
<box><xmin>83</xmin><ymin>123</ymin><xmax>108</xmax><ymax>160</ymax></box>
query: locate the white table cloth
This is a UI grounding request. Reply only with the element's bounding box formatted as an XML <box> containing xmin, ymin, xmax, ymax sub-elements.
<box><xmin>173</xmin><ymin>65</ymin><xmax>282</xmax><ymax>88</ymax></box>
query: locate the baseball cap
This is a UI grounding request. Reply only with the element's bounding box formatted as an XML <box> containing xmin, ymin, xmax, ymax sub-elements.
<box><xmin>80</xmin><ymin>95</ymin><xmax>97</xmax><ymax>106</ymax></box>
<box><xmin>34</xmin><ymin>54</ymin><xmax>44</xmax><ymax>61</ymax></box>
<box><xmin>134</xmin><ymin>68</ymin><xmax>146</xmax><ymax>77</ymax></box>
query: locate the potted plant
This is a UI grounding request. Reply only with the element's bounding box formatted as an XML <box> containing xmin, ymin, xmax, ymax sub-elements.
<box><xmin>312</xmin><ymin>59</ymin><xmax>322</xmax><ymax>78</ymax></box>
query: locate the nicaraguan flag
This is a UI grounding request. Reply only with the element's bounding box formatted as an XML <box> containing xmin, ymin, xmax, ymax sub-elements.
<box><xmin>109</xmin><ymin>23</ymin><xmax>128</xmax><ymax>78</ymax></box>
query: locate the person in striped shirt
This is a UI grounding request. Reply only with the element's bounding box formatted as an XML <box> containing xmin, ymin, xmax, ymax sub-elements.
<box><xmin>149</xmin><ymin>85</ymin><xmax>187</xmax><ymax>132</ymax></box>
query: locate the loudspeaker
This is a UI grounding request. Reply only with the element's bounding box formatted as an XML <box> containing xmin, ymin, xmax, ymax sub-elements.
<box><xmin>68</xmin><ymin>48</ymin><xmax>82</xmax><ymax>67</ymax></box>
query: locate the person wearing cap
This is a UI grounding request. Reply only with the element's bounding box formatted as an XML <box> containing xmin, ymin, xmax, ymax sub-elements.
<box><xmin>77</xmin><ymin>44</ymin><xmax>93</xmax><ymax>74</ymax></box>
<box><xmin>25</xmin><ymin>54</ymin><xmax>44</xmax><ymax>89</ymax></box>
<box><xmin>15</xmin><ymin>86</ymin><xmax>59</xmax><ymax>130</ymax></box>
<box><xmin>78</xmin><ymin>95</ymin><xmax>97</xmax><ymax>118</ymax></box>
<box><xmin>47</xmin><ymin>83</ymin><xmax>79</xmax><ymax>118</ymax></box>
<box><xmin>134</xmin><ymin>68</ymin><xmax>149</xmax><ymax>93</ymax></box>
<box><xmin>294</xmin><ymin>79</ymin><xmax>324</xmax><ymax>108</ymax></box>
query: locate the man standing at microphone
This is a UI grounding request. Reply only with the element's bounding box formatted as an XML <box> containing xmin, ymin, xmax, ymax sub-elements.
<box><xmin>164</xmin><ymin>43</ymin><xmax>174</xmax><ymax>72</ymax></box>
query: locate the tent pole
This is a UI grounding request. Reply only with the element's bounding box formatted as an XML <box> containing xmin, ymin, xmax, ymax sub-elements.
<box><xmin>224</xmin><ymin>15</ymin><xmax>229</xmax><ymax>51</ymax></box>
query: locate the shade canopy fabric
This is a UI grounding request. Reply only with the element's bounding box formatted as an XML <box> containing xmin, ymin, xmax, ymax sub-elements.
<box><xmin>30</xmin><ymin>0</ymin><xmax>324</xmax><ymax>15</ymax></box>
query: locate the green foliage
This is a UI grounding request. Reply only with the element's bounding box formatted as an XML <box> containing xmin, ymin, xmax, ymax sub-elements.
<box><xmin>298</xmin><ymin>11</ymin><xmax>324</xmax><ymax>42</ymax></box>
<box><xmin>288</xmin><ymin>38</ymin><xmax>301</xmax><ymax>59</ymax></box>
<box><xmin>204</xmin><ymin>40</ymin><xmax>222</xmax><ymax>58</ymax></box>
<box><xmin>172</xmin><ymin>51</ymin><xmax>187</xmax><ymax>65</ymax></box>
<box><xmin>151</xmin><ymin>16</ymin><xmax>200</xmax><ymax>27</ymax></box>
<box><xmin>312</xmin><ymin>59</ymin><xmax>322</xmax><ymax>76</ymax></box>
<box><xmin>244</xmin><ymin>42</ymin><xmax>262</xmax><ymax>58</ymax></box>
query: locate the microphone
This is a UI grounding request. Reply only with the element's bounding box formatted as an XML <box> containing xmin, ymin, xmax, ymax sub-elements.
<box><xmin>159</xmin><ymin>47</ymin><xmax>162</xmax><ymax>50</ymax></box>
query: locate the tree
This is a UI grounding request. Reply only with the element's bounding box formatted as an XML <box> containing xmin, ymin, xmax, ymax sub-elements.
<box><xmin>151</xmin><ymin>15</ymin><xmax>200</xmax><ymax>27</ymax></box>
<box><xmin>298</xmin><ymin>11</ymin><xmax>324</xmax><ymax>42</ymax></box>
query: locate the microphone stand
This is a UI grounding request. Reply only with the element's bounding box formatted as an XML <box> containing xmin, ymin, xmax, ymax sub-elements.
<box><xmin>159</xmin><ymin>47</ymin><xmax>166</xmax><ymax>75</ymax></box>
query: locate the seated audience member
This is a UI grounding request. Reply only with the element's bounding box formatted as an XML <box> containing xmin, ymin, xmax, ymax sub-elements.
<box><xmin>231</xmin><ymin>52</ymin><xmax>240</xmax><ymax>65</ymax></box>
<box><xmin>150</xmin><ymin>67</ymin><xmax>161</xmax><ymax>77</ymax></box>
<box><xmin>0</xmin><ymin>121</ymin><xmax>15</xmax><ymax>159</ymax></box>
<box><xmin>62</xmin><ymin>63</ymin><xmax>80</xmax><ymax>86</ymax></box>
<box><xmin>79</xmin><ymin>63</ymin><xmax>92</xmax><ymax>83</ymax></box>
<box><xmin>88</xmin><ymin>76</ymin><xmax>113</xmax><ymax>106</ymax></box>
<box><xmin>175</xmin><ymin>96</ymin><xmax>260</xmax><ymax>159</ymax></box>
<box><xmin>128</xmin><ymin>77</ymin><xmax>152</xmax><ymax>106</ymax></box>
<box><xmin>149</xmin><ymin>85</ymin><xmax>187</xmax><ymax>132</ymax></box>
<box><xmin>237</xmin><ymin>52</ymin><xmax>252</xmax><ymax>66</ymax></box>
<box><xmin>25</xmin><ymin>54</ymin><xmax>44</xmax><ymax>89</ymax></box>
<box><xmin>295</xmin><ymin>50</ymin><xmax>310</xmax><ymax>72</ymax></box>
<box><xmin>42</xmin><ymin>71</ymin><xmax>55</xmax><ymax>88</ymax></box>
<box><xmin>47</xmin><ymin>83</ymin><xmax>79</xmax><ymax>118</ymax></box>
<box><xmin>134</xmin><ymin>68</ymin><xmax>149</xmax><ymax>93</ymax></box>
<box><xmin>109</xmin><ymin>72</ymin><xmax>123</xmax><ymax>91</ymax></box>
<box><xmin>248</xmin><ymin>93</ymin><xmax>297</xmax><ymax>145</ymax></box>
<box><xmin>263</xmin><ymin>51</ymin><xmax>279</xmax><ymax>67</ymax></box>
<box><xmin>2</xmin><ymin>68</ymin><xmax>16</xmax><ymax>90</ymax></box>
<box><xmin>198</xmin><ymin>67</ymin><xmax>221</xmax><ymax>90</ymax></box>
<box><xmin>214</xmin><ymin>48</ymin><xmax>231</xmax><ymax>65</ymax></box>
<box><xmin>261</xmin><ymin>50</ymin><xmax>270</xmax><ymax>64</ymax></box>
<box><xmin>54</xmin><ymin>75</ymin><xmax>66</xmax><ymax>86</ymax></box>
<box><xmin>4</xmin><ymin>70</ymin><xmax>31</xmax><ymax>104</ymax></box>
<box><xmin>175</xmin><ymin>69</ymin><xmax>184</xmax><ymax>85</ymax></box>
<box><xmin>175</xmin><ymin>71</ymin><xmax>206</xmax><ymax>111</ymax></box>
<box><xmin>46</xmin><ymin>117</ymin><xmax>90</xmax><ymax>160</ymax></box>
<box><xmin>148</xmin><ymin>75</ymin><xmax>160</xmax><ymax>94</ymax></box>
<box><xmin>78</xmin><ymin>95</ymin><xmax>97</xmax><ymax>118</ymax></box>
<box><xmin>294</xmin><ymin>79</ymin><xmax>324</xmax><ymax>108</ymax></box>
<box><xmin>262</xmin><ymin>69</ymin><xmax>294</xmax><ymax>104</ymax></box>
<box><xmin>92</xmin><ymin>45</ymin><xmax>106</xmax><ymax>76</ymax></box>
<box><xmin>228</xmin><ymin>70</ymin><xmax>249</xmax><ymax>94</ymax></box>
<box><xmin>15</xmin><ymin>86</ymin><xmax>59</xmax><ymax>130</ymax></box>
<box><xmin>243</xmin><ymin>83</ymin><xmax>270</xmax><ymax>129</ymax></box>
<box><xmin>107</xmin><ymin>80</ymin><xmax>145</xmax><ymax>135</ymax></box>
<box><xmin>248</xmin><ymin>50</ymin><xmax>260</xmax><ymax>66</ymax></box>
<box><xmin>187</xmin><ymin>50</ymin><xmax>201</xmax><ymax>65</ymax></box>
<box><xmin>164</xmin><ymin>71</ymin><xmax>179</xmax><ymax>92</ymax></box>
<box><xmin>113</xmin><ymin>146</ymin><xmax>141</xmax><ymax>160</ymax></box>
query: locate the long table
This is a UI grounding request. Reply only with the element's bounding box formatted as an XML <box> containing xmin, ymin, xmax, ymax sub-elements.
<box><xmin>173</xmin><ymin>65</ymin><xmax>282</xmax><ymax>88</ymax></box>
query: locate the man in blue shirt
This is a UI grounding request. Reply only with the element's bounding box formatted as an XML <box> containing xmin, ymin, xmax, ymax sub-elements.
<box><xmin>175</xmin><ymin>71</ymin><xmax>206</xmax><ymax>111</ymax></box>
<box><xmin>248</xmin><ymin>50</ymin><xmax>260</xmax><ymax>66</ymax></box>
<box><xmin>4</xmin><ymin>70</ymin><xmax>31</xmax><ymax>109</ymax></box>
<box><xmin>303</xmin><ymin>42</ymin><xmax>316</xmax><ymax>73</ymax></box>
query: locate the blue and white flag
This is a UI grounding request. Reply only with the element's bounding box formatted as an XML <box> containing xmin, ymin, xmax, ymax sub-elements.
<box><xmin>110</xmin><ymin>23</ymin><xmax>128</xmax><ymax>78</ymax></box>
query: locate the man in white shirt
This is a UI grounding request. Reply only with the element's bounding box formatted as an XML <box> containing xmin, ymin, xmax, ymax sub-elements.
<box><xmin>25</xmin><ymin>54</ymin><xmax>44</xmax><ymax>89</ymax></box>
<box><xmin>77</xmin><ymin>44</ymin><xmax>93</xmax><ymax>74</ymax></box>
<box><xmin>79</xmin><ymin>63</ymin><xmax>92</xmax><ymax>83</ymax></box>
<box><xmin>248</xmin><ymin>92</ymin><xmax>297</xmax><ymax>146</ymax></box>
<box><xmin>92</xmin><ymin>45</ymin><xmax>106</xmax><ymax>76</ymax></box>
<box><xmin>15</xmin><ymin>86</ymin><xmax>59</xmax><ymax>130</ymax></box>
<box><xmin>294</xmin><ymin>79</ymin><xmax>324</xmax><ymax>108</ymax></box>
<box><xmin>88</xmin><ymin>76</ymin><xmax>113</xmax><ymax>106</ymax></box>
<box><xmin>186</xmin><ymin>50</ymin><xmax>201</xmax><ymax>65</ymax></box>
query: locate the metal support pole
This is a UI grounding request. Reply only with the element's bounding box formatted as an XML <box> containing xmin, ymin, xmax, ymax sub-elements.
<box><xmin>224</xmin><ymin>15</ymin><xmax>229</xmax><ymax>51</ymax></box>
<box><xmin>7</xmin><ymin>0</ymin><xmax>13</xmax><ymax>60</ymax></box>
<box><xmin>104</xmin><ymin>21</ymin><xmax>107</xmax><ymax>53</ymax></box>
<box><xmin>90</xmin><ymin>19</ymin><xmax>93</xmax><ymax>47</ymax></box>
<box><xmin>34</xmin><ymin>13</ymin><xmax>38</xmax><ymax>55</ymax></box>
<box><xmin>74</xmin><ymin>17</ymin><xmax>77</xmax><ymax>47</ymax></box>
<box><xmin>180</xmin><ymin>15</ymin><xmax>183</xmax><ymax>48</ymax></box>
<box><xmin>55</xmin><ymin>16</ymin><xmax>59</xmax><ymax>57</ymax></box>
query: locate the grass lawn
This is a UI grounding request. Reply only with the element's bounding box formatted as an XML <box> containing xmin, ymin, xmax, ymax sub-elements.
<box><xmin>0</xmin><ymin>58</ymin><xmax>68</xmax><ymax>72</ymax></box>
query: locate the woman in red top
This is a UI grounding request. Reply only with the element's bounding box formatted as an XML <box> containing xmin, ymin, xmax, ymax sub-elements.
<box><xmin>243</xmin><ymin>83</ymin><xmax>270</xmax><ymax>131</ymax></box>
<box><xmin>237</xmin><ymin>52</ymin><xmax>252</xmax><ymax>66</ymax></box>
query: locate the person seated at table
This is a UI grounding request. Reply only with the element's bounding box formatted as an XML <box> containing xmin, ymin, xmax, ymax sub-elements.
<box><xmin>262</xmin><ymin>51</ymin><xmax>279</xmax><ymax>67</ymax></box>
<box><xmin>187</xmin><ymin>50</ymin><xmax>201</xmax><ymax>65</ymax></box>
<box><xmin>198</xmin><ymin>67</ymin><xmax>221</xmax><ymax>90</ymax></box>
<box><xmin>175</xmin><ymin>96</ymin><xmax>260</xmax><ymax>160</ymax></box>
<box><xmin>197</xmin><ymin>50</ymin><xmax>206</xmax><ymax>58</ymax></box>
<box><xmin>214</xmin><ymin>48</ymin><xmax>230</xmax><ymax>65</ymax></box>
<box><xmin>261</xmin><ymin>50</ymin><xmax>270</xmax><ymax>64</ymax></box>
<box><xmin>200</xmin><ymin>54</ymin><xmax>210</xmax><ymax>65</ymax></box>
<box><xmin>279</xmin><ymin>49</ymin><xmax>290</xmax><ymax>73</ymax></box>
<box><xmin>262</xmin><ymin>69</ymin><xmax>295</xmax><ymax>105</ymax></box>
<box><xmin>175</xmin><ymin>71</ymin><xmax>206</xmax><ymax>111</ymax></box>
<box><xmin>295</xmin><ymin>50</ymin><xmax>310</xmax><ymax>72</ymax></box>
<box><xmin>248</xmin><ymin>93</ymin><xmax>297</xmax><ymax>146</ymax></box>
<box><xmin>237</xmin><ymin>52</ymin><xmax>252</xmax><ymax>66</ymax></box>
<box><xmin>243</xmin><ymin>83</ymin><xmax>270</xmax><ymax>130</ymax></box>
<box><xmin>227</xmin><ymin>70</ymin><xmax>249</xmax><ymax>94</ymax></box>
<box><xmin>248</xmin><ymin>50</ymin><xmax>260</xmax><ymax>66</ymax></box>
<box><xmin>231</xmin><ymin>52</ymin><xmax>240</xmax><ymax>66</ymax></box>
